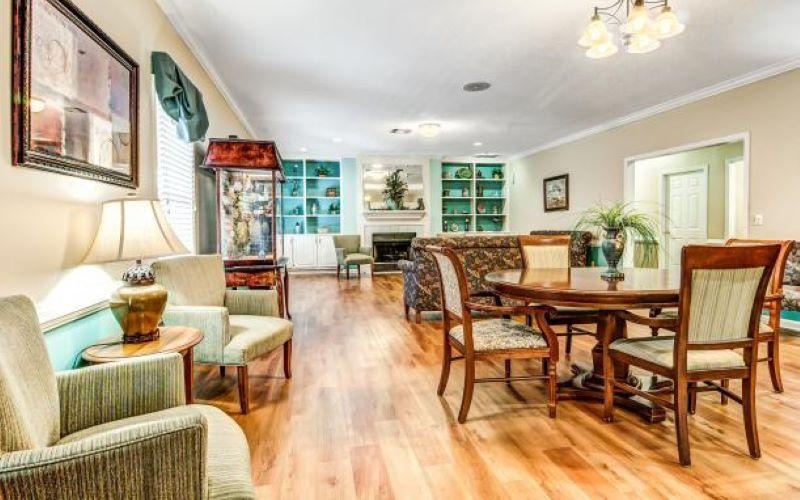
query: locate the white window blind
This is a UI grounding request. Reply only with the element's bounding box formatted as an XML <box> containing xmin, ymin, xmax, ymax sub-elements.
<box><xmin>155</xmin><ymin>100</ymin><xmax>196</xmax><ymax>253</ymax></box>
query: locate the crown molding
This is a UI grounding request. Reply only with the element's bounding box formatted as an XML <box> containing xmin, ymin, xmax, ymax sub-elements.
<box><xmin>155</xmin><ymin>0</ymin><xmax>258</xmax><ymax>139</ymax></box>
<box><xmin>510</xmin><ymin>56</ymin><xmax>800</xmax><ymax>162</ymax></box>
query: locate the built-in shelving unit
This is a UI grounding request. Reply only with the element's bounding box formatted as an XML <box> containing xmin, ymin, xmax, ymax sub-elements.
<box><xmin>281</xmin><ymin>159</ymin><xmax>342</xmax><ymax>235</ymax></box>
<box><xmin>440</xmin><ymin>162</ymin><xmax>507</xmax><ymax>233</ymax></box>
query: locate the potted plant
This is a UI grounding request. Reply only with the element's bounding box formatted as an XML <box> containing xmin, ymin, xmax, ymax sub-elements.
<box><xmin>383</xmin><ymin>168</ymin><xmax>408</xmax><ymax>210</ymax></box>
<box><xmin>575</xmin><ymin>202</ymin><xmax>659</xmax><ymax>280</ymax></box>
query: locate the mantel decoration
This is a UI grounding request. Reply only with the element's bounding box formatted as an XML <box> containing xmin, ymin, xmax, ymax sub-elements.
<box><xmin>578</xmin><ymin>0</ymin><xmax>685</xmax><ymax>59</ymax></box>
<box><xmin>383</xmin><ymin>168</ymin><xmax>409</xmax><ymax>210</ymax></box>
<box><xmin>12</xmin><ymin>0</ymin><xmax>139</xmax><ymax>188</ymax></box>
<box><xmin>575</xmin><ymin>202</ymin><xmax>659</xmax><ymax>280</ymax></box>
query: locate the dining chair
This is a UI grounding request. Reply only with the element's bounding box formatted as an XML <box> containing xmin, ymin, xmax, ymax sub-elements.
<box><xmin>518</xmin><ymin>235</ymin><xmax>598</xmax><ymax>355</ymax></box>
<box><xmin>603</xmin><ymin>243</ymin><xmax>780</xmax><ymax>466</ymax></box>
<box><xmin>426</xmin><ymin>245</ymin><xmax>561</xmax><ymax>423</ymax></box>
<box><xmin>651</xmin><ymin>239</ymin><xmax>794</xmax><ymax>397</ymax></box>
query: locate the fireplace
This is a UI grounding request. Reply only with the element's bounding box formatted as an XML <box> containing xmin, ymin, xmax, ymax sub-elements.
<box><xmin>372</xmin><ymin>232</ymin><xmax>416</xmax><ymax>272</ymax></box>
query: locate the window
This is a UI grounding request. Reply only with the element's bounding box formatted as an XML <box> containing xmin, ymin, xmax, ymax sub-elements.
<box><xmin>155</xmin><ymin>98</ymin><xmax>196</xmax><ymax>253</ymax></box>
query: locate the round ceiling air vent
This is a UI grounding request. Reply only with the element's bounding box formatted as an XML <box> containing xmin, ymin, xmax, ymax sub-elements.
<box><xmin>389</xmin><ymin>128</ymin><xmax>412</xmax><ymax>135</ymax></box>
<box><xmin>463</xmin><ymin>81</ymin><xmax>492</xmax><ymax>92</ymax></box>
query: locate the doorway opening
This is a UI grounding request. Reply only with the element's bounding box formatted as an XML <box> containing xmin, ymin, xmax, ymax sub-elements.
<box><xmin>627</xmin><ymin>137</ymin><xmax>747</xmax><ymax>271</ymax></box>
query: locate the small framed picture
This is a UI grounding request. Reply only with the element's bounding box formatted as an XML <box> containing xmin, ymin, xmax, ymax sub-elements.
<box><xmin>12</xmin><ymin>0</ymin><xmax>139</xmax><ymax>188</ymax></box>
<box><xmin>543</xmin><ymin>174</ymin><xmax>569</xmax><ymax>212</ymax></box>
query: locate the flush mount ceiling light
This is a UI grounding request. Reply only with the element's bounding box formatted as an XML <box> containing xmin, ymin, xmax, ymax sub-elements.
<box><xmin>578</xmin><ymin>0</ymin><xmax>685</xmax><ymax>59</ymax></box>
<box><xmin>473</xmin><ymin>142</ymin><xmax>483</xmax><ymax>147</ymax></box>
<box><xmin>418</xmin><ymin>123</ymin><xmax>442</xmax><ymax>138</ymax></box>
<box><xmin>332</xmin><ymin>137</ymin><xmax>343</xmax><ymax>143</ymax></box>
<box><xmin>463</xmin><ymin>81</ymin><xmax>491</xmax><ymax>92</ymax></box>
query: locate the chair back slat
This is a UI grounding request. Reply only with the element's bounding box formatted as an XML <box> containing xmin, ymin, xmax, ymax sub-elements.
<box><xmin>519</xmin><ymin>235</ymin><xmax>571</xmax><ymax>270</ymax></box>
<box><xmin>677</xmin><ymin>244</ymin><xmax>780</xmax><ymax>353</ymax></box>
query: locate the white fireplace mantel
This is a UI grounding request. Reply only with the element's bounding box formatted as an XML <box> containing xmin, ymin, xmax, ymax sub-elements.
<box><xmin>362</xmin><ymin>210</ymin><xmax>427</xmax><ymax>221</ymax></box>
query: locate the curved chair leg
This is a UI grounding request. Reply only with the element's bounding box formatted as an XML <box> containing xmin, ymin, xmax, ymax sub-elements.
<box><xmin>283</xmin><ymin>339</ymin><xmax>293</xmax><ymax>379</ymax></box>
<box><xmin>674</xmin><ymin>382</ymin><xmax>691</xmax><ymax>467</ymax></box>
<box><xmin>237</xmin><ymin>365</ymin><xmax>250</xmax><ymax>414</ymax></box>
<box><xmin>742</xmin><ymin>374</ymin><xmax>761</xmax><ymax>459</ymax></box>
<box><xmin>688</xmin><ymin>382</ymin><xmax>697</xmax><ymax>415</ymax></box>
<box><xmin>565</xmin><ymin>324</ymin><xmax>574</xmax><ymax>356</ymax></box>
<box><xmin>767</xmin><ymin>338</ymin><xmax>784</xmax><ymax>393</ymax></box>
<box><xmin>504</xmin><ymin>359</ymin><xmax>512</xmax><ymax>385</ymax></box>
<box><xmin>457</xmin><ymin>355</ymin><xmax>476</xmax><ymax>423</ymax></box>
<box><xmin>437</xmin><ymin>342</ymin><xmax>452</xmax><ymax>395</ymax></box>
<box><xmin>720</xmin><ymin>379</ymin><xmax>729</xmax><ymax>405</ymax></box>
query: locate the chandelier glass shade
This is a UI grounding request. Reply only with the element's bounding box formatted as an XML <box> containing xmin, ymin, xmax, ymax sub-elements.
<box><xmin>578</xmin><ymin>0</ymin><xmax>684</xmax><ymax>59</ymax></box>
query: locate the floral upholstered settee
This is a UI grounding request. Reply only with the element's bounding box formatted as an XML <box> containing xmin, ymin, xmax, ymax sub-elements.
<box><xmin>398</xmin><ymin>232</ymin><xmax>593</xmax><ymax>322</ymax></box>
<box><xmin>783</xmin><ymin>242</ymin><xmax>800</xmax><ymax>314</ymax></box>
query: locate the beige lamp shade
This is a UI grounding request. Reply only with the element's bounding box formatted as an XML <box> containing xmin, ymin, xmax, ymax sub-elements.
<box><xmin>83</xmin><ymin>198</ymin><xmax>189</xmax><ymax>264</ymax></box>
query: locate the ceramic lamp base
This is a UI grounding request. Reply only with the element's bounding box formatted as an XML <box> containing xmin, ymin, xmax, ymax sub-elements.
<box><xmin>109</xmin><ymin>283</ymin><xmax>168</xmax><ymax>343</ymax></box>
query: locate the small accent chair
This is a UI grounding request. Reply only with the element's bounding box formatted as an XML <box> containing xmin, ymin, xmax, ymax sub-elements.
<box><xmin>0</xmin><ymin>295</ymin><xmax>255</xmax><ymax>499</ymax></box>
<box><xmin>153</xmin><ymin>255</ymin><xmax>293</xmax><ymax>414</ymax></box>
<box><xmin>603</xmin><ymin>244</ymin><xmax>780</xmax><ymax>466</ymax></box>
<box><xmin>426</xmin><ymin>245</ymin><xmax>561</xmax><ymax>423</ymax></box>
<box><xmin>333</xmin><ymin>235</ymin><xmax>375</xmax><ymax>279</ymax></box>
<box><xmin>518</xmin><ymin>235</ymin><xmax>598</xmax><ymax>355</ymax></box>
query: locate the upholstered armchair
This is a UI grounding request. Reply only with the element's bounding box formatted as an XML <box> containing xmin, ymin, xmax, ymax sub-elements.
<box><xmin>333</xmin><ymin>235</ymin><xmax>374</xmax><ymax>279</ymax></box>
<box><xmin>0</xmin><ymin>295</ymin><xmax>254</xmax><ymax>499</ymax></box>
<box><xmin>153</xmin><ymin>255</ymin><xmax>293</xmax><ymax>414</ymax></box>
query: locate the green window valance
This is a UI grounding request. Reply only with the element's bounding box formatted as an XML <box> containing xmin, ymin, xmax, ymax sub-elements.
<box><xmin>151</xmin><ymin>51</ymin><xmax>209</xmax><ymax>142</ymax></box>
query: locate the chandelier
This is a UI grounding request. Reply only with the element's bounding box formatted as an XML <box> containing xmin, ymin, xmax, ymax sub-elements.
<box><xmin>578</xmin><ymin>0</ymin><xmax>685</xmax><ymax>59</ymax></box>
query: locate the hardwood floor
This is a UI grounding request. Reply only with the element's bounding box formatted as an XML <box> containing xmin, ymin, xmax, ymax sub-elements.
<box><xmin>193</xmin><ymin>273</ymin><xmax>800</xmax><ymax>499</ymax></box>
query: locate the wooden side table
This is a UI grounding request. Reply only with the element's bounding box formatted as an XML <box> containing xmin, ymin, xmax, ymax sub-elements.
<box><xmin>82</xmin><ymin>326</ymin><xmax>203</xmax><ymax>404</ymax></box>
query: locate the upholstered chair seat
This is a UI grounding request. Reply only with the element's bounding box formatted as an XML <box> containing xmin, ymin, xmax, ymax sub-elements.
<box><xmin>0</xmin><ymin>295</ymin><xmax>255</xmax><ymax>499</ymax></box>
<box><xmin>153</xmin><ymin>255</ymin><xmax>293</xmax><ymax>414</ymax></box>
<box><xmin>610</xmin><ymin>336</ymin><xmax>746</xmax><ymax>371</ymax></box>
<box><xmin>343</xmin><ymin>253</ymin><xmax>374</xmax><ymax>265</ymax></box>
<box><xmin>449</xmin><ymin>319</ymin><xmax>548</xmax><ymax>352</ymax></box>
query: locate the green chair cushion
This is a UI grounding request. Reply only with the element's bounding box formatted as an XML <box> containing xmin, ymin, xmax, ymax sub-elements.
<box><xmin>343</xmin><ymin>253</ymin><xmax>374</xmax><ymax>265</ymax></box>
<box><xmin>224</xmin><ymin>315</ymin><xmax>293</xmax><ymax>365</ymax></box>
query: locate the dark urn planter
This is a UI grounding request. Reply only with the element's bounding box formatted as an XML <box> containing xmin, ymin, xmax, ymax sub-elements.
<box><xmin>601</xmin><ymin>226</ymin><xmax>625</xmax><ymax>280</ymax></box>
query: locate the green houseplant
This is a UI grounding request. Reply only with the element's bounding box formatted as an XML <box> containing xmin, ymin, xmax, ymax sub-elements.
<box><xmin>383</xmin><ymin>168</ymin><xmax>408</xmax><ymax>210</ymax></box>
<box><xmin>575</xmin><ymin>202</ymin><xmax>659</xmax><ymax>279</ymax></box>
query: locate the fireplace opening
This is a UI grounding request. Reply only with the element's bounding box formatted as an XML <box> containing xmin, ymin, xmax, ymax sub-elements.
<box><xmin>372</xmin><ymin>232</ymin><xmax>415</xmax><ymax>272</ymax></box>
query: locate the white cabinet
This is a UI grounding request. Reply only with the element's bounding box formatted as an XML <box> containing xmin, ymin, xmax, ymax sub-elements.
<box><xmin>283</xmin><ymin>234</ymin><xmax>338</xmax><ymax>269</ymax></box>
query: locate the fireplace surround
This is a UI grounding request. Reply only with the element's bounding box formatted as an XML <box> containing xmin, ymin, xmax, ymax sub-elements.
<box><xmin>372</xmin><ymin>232</ymin><xmax>416</xmax><ymax>272</ymax></box>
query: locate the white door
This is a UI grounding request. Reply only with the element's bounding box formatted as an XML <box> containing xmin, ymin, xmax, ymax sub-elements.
<box><xmin>291</xmin><ymin>235</ymin><xmax>317</xmax><ymax>268</ymax></box>
<box><xmin>665</xmin><ymin>169</ymin><xmax>708</xmax><ymax>274</ymax></box>
<box><xmin>316</xmin><ymin>235</ymin><xmax>338</xmax><ymax>268</ymax></box>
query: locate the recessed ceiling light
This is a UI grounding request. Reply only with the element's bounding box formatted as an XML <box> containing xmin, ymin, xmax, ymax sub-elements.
<box><xmin>418</xmin><ymin>123</ymin><xmax>441</xmax><ymax>138</ymax></box>
<box><xmin>473</xmin><ymin>142</ymin><xmax>483</xmax><ymax>147</ymax></box>
<box><xmin>463</xmin><ymin>81</ymin><xmax>491</xmax><ymax>92</ymax></box>
<box><xmin>332</xmin><ymin>137</ymin><xmax>343</xmax><ymax>143</ymax></box>
<box><xmin>389</xmin><ymin>128</ymin><xmax>412</xmax><ymax>135</ymax></box>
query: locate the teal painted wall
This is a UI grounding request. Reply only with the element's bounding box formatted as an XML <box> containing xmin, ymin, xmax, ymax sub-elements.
<box><xmin>341</xmin><ymin>157</ymin><xmax>358</xmax><ymax>234</ymax></box>
<box><xmin>44</xmin><ymin>308</ymin><xmax>120</xmax><ymax>371</ymax></box>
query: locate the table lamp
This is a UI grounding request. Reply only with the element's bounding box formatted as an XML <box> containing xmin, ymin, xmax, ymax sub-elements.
<box><xmin>83</xmin><ymin>197</ymin><xmax>188</xmax><ymax>343</ymax></box>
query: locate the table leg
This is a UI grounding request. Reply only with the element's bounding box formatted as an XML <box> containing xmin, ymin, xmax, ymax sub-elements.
<box><xmin>183</xmin><ymin>347</ymin><xmax>194</xmax><ymax>404</ymax></box>
<box><xmin>557</xmin><ymin>310</ymin><xmax>667</xmax><ymax>423</ymax></box>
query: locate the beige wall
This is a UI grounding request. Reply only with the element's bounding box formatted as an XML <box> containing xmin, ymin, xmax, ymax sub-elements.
<box><xmin>0</xmin><ymin>0</ymin><xmax>249</xmax><ymax>323</ymax></box>
<box><xmin>509</xmin><ymin>69</ymin><xmax>800</xmax><ymax>241</ymax></box>
<box><xmin>633</xmin><ymin>141</ymin><xmax>744</xmax><ymax>241</ymax></box>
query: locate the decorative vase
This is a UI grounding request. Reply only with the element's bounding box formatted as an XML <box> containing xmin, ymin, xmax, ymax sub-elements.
<box><xmin>600</xmin><ymin>227</ymin><xmax>625</xmax><ymax>280</ymax></box>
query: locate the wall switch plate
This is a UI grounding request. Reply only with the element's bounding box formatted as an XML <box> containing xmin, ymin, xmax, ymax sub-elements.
<box><xmin>753</xmin><ymin>214</ymin><xmax>764</xmax><ymax>226</ymax></box>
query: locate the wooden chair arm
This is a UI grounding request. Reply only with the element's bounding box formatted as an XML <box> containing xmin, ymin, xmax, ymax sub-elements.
<box><xmin>617</xmin><ymin>310</ymin><xmax>679</xmax><ymax>330</ymax></box>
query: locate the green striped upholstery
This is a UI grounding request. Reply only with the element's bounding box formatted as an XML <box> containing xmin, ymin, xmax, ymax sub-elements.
<box><xmin>333</xmin><ymin>235</ymin><xmax>360</xmax><ymax>255</ymax></box>
<box><xmin>225</xmin><ymin>289</ymin><xmax>280</xmax><ymax>317</ymax></box>
<box><xmin>521</xmin><ymin>244</ymin><xmax>569</xmax><ymax>269</ymax></box>
<box><xmin>450</xmin><ymin>319</ymin><xmax>547</xmax><ymax>352</ymax></box>
<box><xmin>0</xmin><ymin>296</ymin><xmax>60</xmax><ymax>452</ymax></box>
<box><xmin>161</xmin><ymin>306</ymin><xmax>230</xmax><ymax>364</ymax></box>
<box><xmin>56</xmin><ymin>354</ymin><xmax>186</xmax><ymax>436</ymax></box>
<box><xmin>657</xmin><ymin>309</ymin><xmax>773</xmax><ymax>334</ymax></box>
<box><xmin>153</xmin><ymin>255</ymin><xmax>227</xmax><ymax>307</ymax></box>
<box><xmin>610</xmin><ymin>337</ymin><xmax>746</xmax><ymax>371</ymax></box>
<box><xmin>688</xmin><ymin>267</ymin><xmax>765</xmax><ymax>343</ymax></box>
<box><xmin>431</xmin><ymin>252</ymin><xmax>463</xmax><ymax>317</ymax></box>
<box><xmin>225</xmin><ymin>316</ymin><xmax>293</xmax><ymax>365</ymax></box>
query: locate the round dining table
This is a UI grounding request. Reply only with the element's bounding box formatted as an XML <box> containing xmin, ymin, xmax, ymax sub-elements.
<box><xmin>484</xmin><ymin>267</ymin><xmax>680</xmax><ymax>423</ymax></box>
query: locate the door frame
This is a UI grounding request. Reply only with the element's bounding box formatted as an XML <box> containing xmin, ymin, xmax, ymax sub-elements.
<box><xmin>661</xmin><ymin>166</ymin><xmax>709</xmax><ymax>270</ymax></box>
<box><xmin>724</xmin><ymin>156</ymin><xmax>746</xmax><ymax>239</ymax></box>
<box><xmin>622</xmin><ymin>132</ymin><xmax>750</xmax><ymax>263</ymax></box>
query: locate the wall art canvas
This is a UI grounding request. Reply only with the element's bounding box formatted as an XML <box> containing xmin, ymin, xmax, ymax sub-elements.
<box><xmin>12</xmin><ymin>0</ymin><xmax>139</xmax><ymax>188</ymax></box>
<box><xmin>543</xmin><ymin>174</ymin><xmax>569</xmax><ymax>212</ymax></box>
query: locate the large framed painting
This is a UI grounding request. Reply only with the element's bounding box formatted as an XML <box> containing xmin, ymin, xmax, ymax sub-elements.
<box><xmin>12</xmin><ymin>0</ymin><xmax>139</xmax><ymax>188</ymax></box>
<box><xmin>543</xmin><ymin>174</ymin><xmax>569</xmax><ymax>212</ymax></box>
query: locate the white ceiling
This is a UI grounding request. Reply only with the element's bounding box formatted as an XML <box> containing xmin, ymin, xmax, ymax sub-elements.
<box><xmin>158</xmin><ymin>0</ymin><xmax>800</xmax><ymax>158</ymax></box>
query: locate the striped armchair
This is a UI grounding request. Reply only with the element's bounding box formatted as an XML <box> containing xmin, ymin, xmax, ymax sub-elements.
<box><xmin>0</xmin><ymin>295</ymin><xmax>254</xmax><ymax>499</ymax></box>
